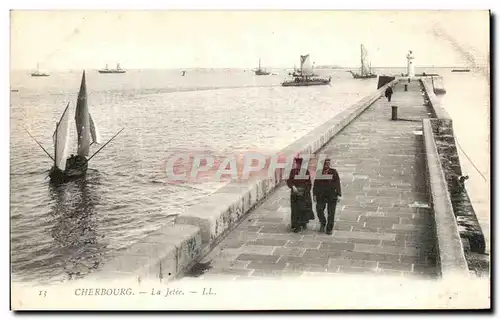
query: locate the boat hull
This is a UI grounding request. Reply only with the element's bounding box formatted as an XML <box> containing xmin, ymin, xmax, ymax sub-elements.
<box><xmin>255</xmin><ymin>70</ymin><xmax>270</xmax><ymax>76</ymax></box>
<box><xmin>31</xmin><ymin>73</ymin><xmax>50</xmax><ymax>77</ymax></box>
<box><xmin>281</xmin><ymin>79</ymin><xmax>331</xmax><ymax>87</ymax></box>
<box><xmin>49</xmin><ymin>156</ymin><xmax>88</xmax><ymax>184</ymax></box>
<box><xmin>98</xmin><ymin>70</ymin><xmax>126</xmax><ymax>74</ymax></box>
<box><xmin>350</xmin><ymin>73</ymin><xmax>377</xmax><ymax>79</ymax></box>
<box><xmin>451</xmin><ymin>69</ymin><xmax>470</xmax><ymax>73</ymax></box>
<box><xmin>289</xmin><ymin>72</ymin><xmax>318</xmax><ymax>77</ymax></box>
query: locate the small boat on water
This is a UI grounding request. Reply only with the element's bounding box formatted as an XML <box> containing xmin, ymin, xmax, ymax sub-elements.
<box><xmin>98</xmin><ymin>63</ymin><xmax>126</xmax><ymax>74</ymax></box>
<box><xmin>290</xmin><ymin>71</ymin><xmax>319</xmax><ymax>77</ymax></box>
<box><xmin>31</xmin><ymin>63</ymin><xmax>50</xmax><ymax>77</ymax></box>
<box><xmin>24</xmin><ymin>71</ymin><xmax>124</xmax><ymax>184</ymax></box>
<box><xmin>181</xmin><ymin>70</ymin><xmax>186</xmax><ymax>76</ymax></box>
<box><xmin>282</xmin><ymin>54</ymin><xmax>331</xmax><ymax>87</ymax></box>
<box><xmin>451</xmin><ymin>69</ymin><xmax>470</xmax><ymax>73</ymax></box>
<box><xmin>254</xmin><ymin>58</ymin><xmax>271</xmax><ymax>76</ymax></box>
<box><xmin>349</xmin><ymin>44</ymin><xmax>377</xmax><ymax>79</ymax></box>
<box><xmin>288</xmin><ymin>63</ymin><xmax>318</xmax><ymax>77</ymax></box>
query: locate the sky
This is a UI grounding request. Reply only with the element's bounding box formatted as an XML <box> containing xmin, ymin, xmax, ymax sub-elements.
<box><xmin>10</xmin><ymin>10</ymin><xmax>490</xmax><ymax>70</ymax></box>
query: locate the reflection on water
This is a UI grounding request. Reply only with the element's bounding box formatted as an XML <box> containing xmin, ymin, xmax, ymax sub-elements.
<box><xmin>47</xmin><ymin>173</ymin><xmax>107</xmax><ymax>281</ymax></box>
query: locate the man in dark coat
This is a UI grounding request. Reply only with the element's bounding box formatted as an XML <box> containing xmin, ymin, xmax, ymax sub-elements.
<box><xmin>287</xmin><ymin>157</ymin><xmax>314</xmax><ymax>233</ymax></box>
<box><xmin>385</xmin><ymin>86</ymin><xmax>393</xmax><ymax>102</ymax></box>
<box><xmin>313</xmin><ymin>158</ymin><xmax>342</xmax><ymax>235</ymax></box>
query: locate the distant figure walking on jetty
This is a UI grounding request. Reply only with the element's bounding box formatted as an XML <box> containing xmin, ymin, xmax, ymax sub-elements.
<box><xmin>313</xmin><ymin>158</ymin><xmax>342</xmax><ymax>235</ymax></box>
<box><xmin>287</xmin><ymin>156</ymin><xmax>314</xmax><ymax>233</ymax></box>
<box><xmin>385</xmin><ymin>86</ymin><xmax>393</xmax><ymax>102</ymax></box>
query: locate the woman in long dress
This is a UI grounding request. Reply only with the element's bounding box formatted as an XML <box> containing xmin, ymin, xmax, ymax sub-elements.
<box><xmin>286</xmin><ymin>157</ymin><xmax>315</xmax><ymax>232</ymax></box>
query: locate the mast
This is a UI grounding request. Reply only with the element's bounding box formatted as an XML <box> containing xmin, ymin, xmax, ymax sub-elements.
<box><xmin>258</xmin><ymin>58</ymin><xmax>261</xmax><ymax>71</ymax></box>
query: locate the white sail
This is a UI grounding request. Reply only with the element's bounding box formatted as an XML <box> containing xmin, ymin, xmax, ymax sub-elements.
<box><xmin>360</xmin><ymin>44</ymin><xmax>371</xmax><ymax>75</ymax></box>
<box><xmin>75</xmin><ymin>71</ymin><xmax>91</xmax><ymax>157</ymax></box>
<box><xmin>52</xmin><ymin>103</ymin><xmax>71</xmax><ymax>171</ymax></box>
<box><xmin>300</xmin><ymin>54</ymin><xmax>313</xmax><ymax>76</ymax></box>
<box><xmin>89</xmin><ymin>113</ymin><xmax>101</xmax><ymax>144</ymax></box>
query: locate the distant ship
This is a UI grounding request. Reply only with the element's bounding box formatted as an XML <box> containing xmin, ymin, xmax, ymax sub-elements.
<box><xmin>282</xmin><ymin>76</ymin><xmax>331</xmax><ymax>87</ymax></box>
<box><xmin>181</xmin><ymin>70</ymin><xmax>186</xmax><ymax>76</ymax></box>
<box><xmin>254</xmin><ymin>58</ymin><xmax>270</xmax><ymax>76</ymax></box>
<box><xmin>282</xmin><ymin>54</ymin><xmax>331</xmax><ymax>87</ymax></box>
<box><xmin>31</xmin><ymin>63</ymin><xmax>50</xmax><ymax>77</ymax></box>
<box><xmin>98</xmin><ymin>63</ymin><xmax>126</xmax><ymax>74</ymax></box>
<box><xmin>451</xmin><ymin>69</ymin><xmax>471</xmax><ymax>73</ymax></box>
<box><xmin>349</xmin><ymin>44</ymin><xmax>377</xmax><ymax>79</ymax></box>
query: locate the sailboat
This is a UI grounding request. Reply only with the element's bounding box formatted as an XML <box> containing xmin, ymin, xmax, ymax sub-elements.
<box><xmin>349</xmin><ymin>44</ymin><xmax>377</xmax><ymax>79</ymax></box>
<box><xmin>282</xmin><ymin>54</ymin><xmax>331</xmax><ymax>87</ymax></box>
<box><xmin>289</xmin><ymin>62</ymin><xmax>318</xmax><ymax>77</ymax></box>
<box><xmin>31</xmin><ymin>62</ymin><xmax>50</xmax><ymax>77</ymax></box>
<box><xmin>254</xmin><ymin>58</ymin><xmax>271</xmax><ymax>76</ymax></box>
<box><xmin>98</xmin><ymin>63</ymin><xmax>126</xmax><ymax>74</ymax></box>
<box><xmin>25</xmin><ymin>71</ymin><xmax>124</xmax><ymax>184</ymax></box>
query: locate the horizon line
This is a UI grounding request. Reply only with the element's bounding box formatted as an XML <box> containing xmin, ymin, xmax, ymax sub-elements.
<box><xmin>10</xmin><ymin>65</ymin><xmax>482</xmax><ymax>72</ymax></box>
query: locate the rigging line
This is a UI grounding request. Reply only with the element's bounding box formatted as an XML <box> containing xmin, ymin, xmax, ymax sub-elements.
<box><xmin>454</xmin><ymin>136</ymin><xmax>488</xmax><ymax>183</ymax></box>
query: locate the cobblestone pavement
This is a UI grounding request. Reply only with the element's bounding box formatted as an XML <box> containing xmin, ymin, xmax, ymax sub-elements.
<box><xmin>187</xmin><ymin>81</ymin><xmax>439</xmax><ymax>280</ymax></box>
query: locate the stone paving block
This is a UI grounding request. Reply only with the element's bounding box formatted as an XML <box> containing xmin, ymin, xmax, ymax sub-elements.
<box><xmin>285</xmin><ymin>263</ymin><xmax>331</xmax><ymax>273</ymax></box>
<box><xmin>208</xmin><ymin>268</ymin><xmax>253</xmax><ymax>276</ymax></box>
<box><xmin>247</xmin><ymin>239</ymin><xmax>288</xmax><ymax>247</ymax></box>
<box><xmin>303</xmin><ymin>248</ymin><xmax>343</xmax><ymax>260</ymax></box>
<box><xmin>333</xmin><ymin>230</ymin><xmax>396</xmax><ymax>241</ymax></box>
<box><xmin>338</xmin><ymin>266</ymin><xmax>379</xmax><ymax>274</ymax></box>
<box><xmin>209</xmin><ymin>259</ymin><xmax>251</xmax><ymax>269</ymax></box>
<box><xmin>319</xmin><ymin>241</ymin><xmax>355</xmax><ymax>251</ymax></box>
<box><xmin>314</xmin><ymin>234</ymin><xmax>348</xmax><ymax>242</ymax></box>
<box><xmin>258</xmin><ymin>217</ymin><xmax>287</xmax><ymax>223</ymax></box>
<box><xmin>378</xmin><ymin>261</ymin><xmax>413</xmax><ymax>271</ymax></box>
<box><xmin>351</xmin><ymin>226</ymin><xmax>381</xmax><ymax>233</ymax></box>
<box><xmin>236</xmin><ymin>253</ymin><xmax>279</xmax><ymax>263</ymax></box>
<box><xmin>220</xmin><ymin>240</ymin><xmax>247</xmax><ymax>249</ymax></box>
<box><xmin>236</xmin><ymin>245</ymin><xmax>276</xmax><ymax>255</ymax></box>
<box><xmin>224</xmin><ymin>231</ymin><xmax>260</xmax><ymax>242</ymax></box>
<box><xmin>259</xmin><ymin>225</ymin><xmax>291</xmax><ymax>233</ymax></box>
<box><xmin>242</xmin><ymin>226</ymin><xmax>263</xmax><ymax>233</ymax></box>
<box><xmin>272</xmin><ymin>247</ymin><xmax>306</xmax><ymax>257</ymax></box>
<box><xmin>258</xmin><ymin>233</ymin><xmax>304</xmax><ymax>241</ymax></box>
<box><xmin>247</xmin><ymin>261</ymin><xmax>288</xmax><ymax>270</ymax></box>
<box><xmin>335</xmin><ymin>214</ymin><xmax>361</xmax><ymax>222</ymax></box>
<box><xmin>347</xmin><ymin>238</ymin><xmax>382</xmax><ymax>245</ymax></box>
<box><xmin>359</xmin><ymin>216</ymin><xmax>401</xmax><ymax>226</ymax></box>
<box><xmin>343</xmin><ymin>251</ymin><xmax>401</xmax><ymax>263</ymax></box>
<box><xmin>250</xmin><ymin>269</ymin><xmax>303</xmax><ymax>278</ymax></box>
<box><xmin>278</xmin><ymin>255</ymin><xmax>329</xmax><ymax>266</ymax></box>
<box><xmin>285</xmin><ymin>240</ymin><xmax>322</xmax><ymax>249</ymax></box>
<box><xmin>328</xmin><ymin>258</ymin><xmax>378</xmax><ymax>269</ymax></box>
<box><xmin>354</xmin><ymin>243</ymin><xmax>404</xmax><ymax>255</ymax></box>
